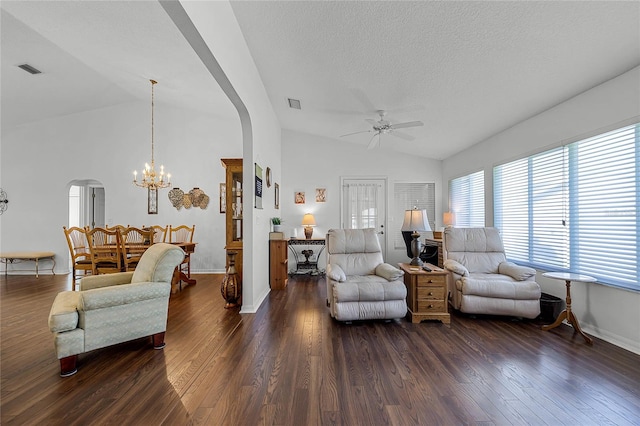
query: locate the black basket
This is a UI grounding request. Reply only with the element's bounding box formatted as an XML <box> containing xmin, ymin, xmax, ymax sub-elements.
<box><xmin>539</xmin><ymin>292</ymin><xmax>564</xmax><ymax>322</ymax></box>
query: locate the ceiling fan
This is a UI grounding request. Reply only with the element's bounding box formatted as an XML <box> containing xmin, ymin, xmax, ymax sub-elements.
<box><xmin>340</xmin><ymin>110</ymin><xmax>424</xmax><ymax>149</ymax></box>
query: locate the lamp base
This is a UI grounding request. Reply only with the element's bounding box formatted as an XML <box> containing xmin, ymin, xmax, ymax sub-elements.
<box><xmin>304</xmin><ymin>226</ymin><xmax>313</xmax><ymax>239</ymax></box>
<box><xmin>409</xmin><ymin>231</ymin><xmax>423</xmax><ymax>266</ymax></box>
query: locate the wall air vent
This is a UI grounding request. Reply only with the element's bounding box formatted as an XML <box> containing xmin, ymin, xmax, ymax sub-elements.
<box><xmin>287</xmin><ymin>98</ymin><xmax>301</xmax><ymax>110</ymax></box>
<box><xmin>17</xmin><ymin>64</ymin><xmax>42</xmax><ymax>74</ymax></box>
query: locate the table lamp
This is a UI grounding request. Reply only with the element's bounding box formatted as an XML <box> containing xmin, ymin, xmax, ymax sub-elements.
<box><xmin>443</xmin><ymin>212</ymin><xmax>456</xmax><ymax>228</ymax></box>
<box><xmin>302</xmin><ymin>213</ymin><xmax>316</xmax><ymax>239</ymax></box>
<box><xmin>401</xmin><ymin>208</ymin><xmax>432</xmax><ymax>266</ymax></box>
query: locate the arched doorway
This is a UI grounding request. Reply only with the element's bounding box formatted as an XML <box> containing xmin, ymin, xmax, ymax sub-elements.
<box><xmin>68</xmin><ymin>179</ymin><xmax>105</xmax><ymax>229</ymax></box>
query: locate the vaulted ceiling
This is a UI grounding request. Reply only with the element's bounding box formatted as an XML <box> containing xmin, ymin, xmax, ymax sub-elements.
<box><xmin>3</xmin><ymin>1</ymin><xmax>639</xmax><ymax>159</ymax></box>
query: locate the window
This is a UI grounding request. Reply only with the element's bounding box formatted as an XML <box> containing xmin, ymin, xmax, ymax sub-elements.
<box><xmin>393</xmin><ymin>182</ymin><xmax>435</xmax><ymax>249</ymax></box>
<box><xmin>449</xmin><ymin>171</ymin><xmax>485</xmax><ymax>227</ymax></box>
<box><xmin>494</xmin><ymin>123</ymin><xmax>639</xmax><ymax>290</ymax></box>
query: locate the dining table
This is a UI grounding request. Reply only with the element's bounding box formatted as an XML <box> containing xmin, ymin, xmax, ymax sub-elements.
<box><xmin>92</xmin><ymin>241</ymin><xmax>196</xmax><ymax>294</ymax></box>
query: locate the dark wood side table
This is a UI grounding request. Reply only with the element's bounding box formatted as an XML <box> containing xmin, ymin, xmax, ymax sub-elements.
<box><xmin>269</xmin><ymin>239</ymin><xmax>289</xmax><ymax>290</ymax></box>
<box><xmin>399</xmin><ymin>263</ymin><xmax>450</xmax><ymax>324</ymax></box>
<box><xmin>541</xmin><ymin>272</ymin><xmax>596</xmax><ymax>345</ymax></box>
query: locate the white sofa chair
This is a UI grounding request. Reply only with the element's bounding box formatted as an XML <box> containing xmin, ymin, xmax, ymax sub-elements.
<box><xmin>48</xmin><ymin>243</ymin><xmax>184</xmax><ymax>376</ymax></box>
<box><xmin>326</xmin><ymin>228</ymin><xmax>407</xmax><ymax>322</ymax></box>
<box><xmin>443</xmin><ymin>227</ymin><xmax>541</xmax><ymax>319</ymax></box>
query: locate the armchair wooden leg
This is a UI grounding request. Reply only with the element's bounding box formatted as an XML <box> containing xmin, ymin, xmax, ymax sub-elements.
<box><xmin>60</xmin><ymin>355</ymin><xmax>78</xmax><ymax>377</ymax></box>
<box><xmin>152</xmin><ymin>332</ymin><xmax>166</xmax><ymax>349</ymax></box>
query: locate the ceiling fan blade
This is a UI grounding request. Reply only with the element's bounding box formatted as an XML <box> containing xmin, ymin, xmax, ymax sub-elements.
<box><xmin>340</xmin><ymin>129</ymin><xmax>372</xmax><ymax>137</ymax></box>
<box><xmin>390</xmin><ymin>120</ymin><xmax>424</xmax><ymax>130</ymax></box>
<box><xmin>365</xmin><ymin>118</ymin><xmax>378</xmax><ymax>125</ymax></box>
<box><xmin>389</xmin><ymin>131</ymin><xmax>415</xmax><ymax>141</ymax></box>
<box><xmin>367</xmin><ymin>133</ymin><xmax>380</xmax><ymax>150</ymax></box>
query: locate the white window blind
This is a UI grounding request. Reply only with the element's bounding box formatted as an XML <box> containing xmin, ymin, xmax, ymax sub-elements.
<box><xmin>393</xmin><ymin>183</ymin><xmax>435</xmax><ymax>249</ymax></box>
<box><xmin>449</xmin><ymin>171</ymin><xmax>485</xmax><ymax>227</ymax></box>
<box><xmin>494</xmin><ymin>123</ymin><xmax>639</xmax><ymax>290</ymax></box>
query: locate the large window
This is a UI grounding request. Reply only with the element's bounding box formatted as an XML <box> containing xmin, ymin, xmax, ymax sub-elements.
<box><xmin>449</xmin><ymin>171</ymin><xmax>485</xmax><ymax>227</ymax></box>
<box><xmin>494</xmin><ymin>123</ymin><xmax>639</xmax><ymax>291</ymax></box>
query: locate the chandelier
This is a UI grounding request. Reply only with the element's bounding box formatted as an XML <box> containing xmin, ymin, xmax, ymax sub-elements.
<box><xmin>133</xmin><ymin>79</ymin><xmax>171</xmax><ymax>190</ymax></box>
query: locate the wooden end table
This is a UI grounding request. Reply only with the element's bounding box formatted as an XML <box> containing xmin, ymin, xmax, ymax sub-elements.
<box><xmin>541</xmin><ymin>272</ymin><xmax>596</xmax><ymax>345</ymax></box>
<box><xmin>399</xmin><ymin>263</ymin><xmax>450</xmax><ymax>324</ymax></box>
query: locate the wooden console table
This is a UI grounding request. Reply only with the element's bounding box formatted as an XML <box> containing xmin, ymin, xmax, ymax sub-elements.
<box><xmin>399</xmin><ymin>262</ymin><xmax>450</xmax><ymax>324</ymax></box>
<box><xmin>541</xmin><ymin>271</ymin><xmax>595</xmax><ymax>345</ymax></box>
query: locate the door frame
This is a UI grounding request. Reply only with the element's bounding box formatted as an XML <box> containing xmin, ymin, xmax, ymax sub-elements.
<box><xmin>339</xmin><ymin>176</ymin><xmax>388</xmax><ymax>258</ymax></box>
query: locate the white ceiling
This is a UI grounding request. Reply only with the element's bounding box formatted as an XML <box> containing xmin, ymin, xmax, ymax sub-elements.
<box><xmin>2</xmin><ymin>1</ymin><xmax>639</xmax><ymax>160</ymax></box>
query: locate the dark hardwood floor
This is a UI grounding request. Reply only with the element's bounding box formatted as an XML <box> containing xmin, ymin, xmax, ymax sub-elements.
<box><xmin>1</xmin><ymin>272</ymin><xmax>639</xmax><ymax>425</ymax></box>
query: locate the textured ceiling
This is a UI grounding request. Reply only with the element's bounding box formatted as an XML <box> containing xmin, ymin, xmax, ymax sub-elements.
<box><xmin>231</xmin><ymin>1</ymin><xmax>640</xmax><ymax>159</ymax></box>
<box><xmin>2</xmin><ymin>1</ymin><xmax>639</xmax><ymax>160</ymax></box>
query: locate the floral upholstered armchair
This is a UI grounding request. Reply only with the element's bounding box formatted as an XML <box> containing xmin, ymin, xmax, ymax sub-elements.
<box><xmin>48</xmin><ymin>243</ymin><xmax>184</xmax><ymax>376</ymax></box>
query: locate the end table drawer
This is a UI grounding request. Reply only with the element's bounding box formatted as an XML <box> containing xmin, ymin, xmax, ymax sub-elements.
<box><xmin>417</xmin><ymin>300</ymin><xmax>445</xmax><ymax>312</ymax></box>
<box><xmin>417</xmin><ymin>286</ymin><xmax>445</xmax><ymax>300</ymax></box>
<box><xmin>417</xmin><ymin>275</ymin><xmax>446</xmax><ymax>286</ymax></box>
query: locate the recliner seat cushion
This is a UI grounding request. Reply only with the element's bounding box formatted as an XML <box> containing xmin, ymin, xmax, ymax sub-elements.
<box><xmin>332</xmin><ymin>276</ymin><xmax>407</xmax><ymax>303</ymax></box>
<box><xmin>458</xmin><ymin>274</ymin><xmax>541</xmax><ymax>300</ymax></box>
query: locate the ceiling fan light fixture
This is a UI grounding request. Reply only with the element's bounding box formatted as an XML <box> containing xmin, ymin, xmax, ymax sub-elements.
<box><xmin>287</xmin><ymin>98</ymin><xmax>301</xmax><ymax>109</ymax></box>
<box><xmin>17</xmin><ymin>63</ymin><xmax>42</xmax><ymax>74</ymax></box>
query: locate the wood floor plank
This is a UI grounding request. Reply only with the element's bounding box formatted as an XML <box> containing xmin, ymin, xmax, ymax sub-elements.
<box><xmin>2</xmin><ymin>273</ymin><xmax>639</xmax><ymax>425</ymax></box>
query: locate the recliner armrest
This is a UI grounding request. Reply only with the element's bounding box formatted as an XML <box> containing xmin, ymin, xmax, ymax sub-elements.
<box><xmin>498</xmin><ymin>261</ymin><xmax>536</xmax><ymax>281</ymax></box>
<box><xmin>326</xmin><ymin>264</ymin><xmax>346</xmax><ymax>282</ymax></box>
<box><xmin>49</xmin><ymin>291</ymin><xmax>81</xmax><ymax>333</ymax></box>
<box><xmin>80</xmin><ymin>281</ymin><xmax>171</xmax><ymax>311</ymax></box>
<box><xmin>375</xmin><ymin>263</ymin><xmax>404</xmax><ymax>281</ymax></box>
<box><xmin>79</xmin><ymin>272</ymin><xmax>135</xmax><ymax>291</ymax></box>
<box><xmin>444</xmin><ymin>259</ymin><xmax>469</xmax><ymax>278</ymax></box>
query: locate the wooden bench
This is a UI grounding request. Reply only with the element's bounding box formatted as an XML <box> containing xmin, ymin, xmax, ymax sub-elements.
<box><xmin>0</xmin><ymin>251</ymin><xmax>56</xmax><ymax>278</ymax></box>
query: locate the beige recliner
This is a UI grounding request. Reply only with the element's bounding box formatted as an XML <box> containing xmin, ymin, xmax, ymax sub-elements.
<box><xmin>443</xmin><ymin>227</ymin><xmax>541</xmax><ymax>319</ymax></box>
<box><xmin>326</xmin><ymin>228</ymin><xmax>407</xmax><ymax>322</ymax></box>
<box><xmin>48</xmin><ymin>243</ymin><xmax>184</xmax><ymax>376</ymax></box>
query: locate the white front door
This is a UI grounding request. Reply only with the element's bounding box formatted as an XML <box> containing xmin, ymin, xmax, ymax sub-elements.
<box><xmin>340</xmin><ymin>178</ymin><xmax>387</xmax><ymax>258</ymax></box>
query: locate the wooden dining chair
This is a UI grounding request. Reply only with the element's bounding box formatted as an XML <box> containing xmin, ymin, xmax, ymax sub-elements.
<box><xmin>149</xmin><ymin>225</ymin><xmax>168</xmax><ymax>243</ymax></box>
<box><xmin>62</xmin><ymin>226</ymin><xmax>93</xmax><ymax>282</ymax></box>
<box><xmin>120</xmin><ymin>227</ymin><xmax>154</xmax><ymax>271</ymax></box>
<box><xmin>86</xmin><ymin>227</ymin><xmax>123</xmax><ymax>275</ymax></box>
<box><xmin>168</xmin><ymin>224</ymin><xmax>195</xmax><ymax>280</ymax></box>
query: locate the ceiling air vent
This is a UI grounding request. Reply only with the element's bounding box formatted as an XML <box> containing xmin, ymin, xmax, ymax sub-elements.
<box><xmin>287</xmin><ymin>98</ymin><xmax>301</xmax><ymax>110</ymax></box>
<box><xmin>17</xmin><ymin>64</ymin><xmax>42</xmax><ymax>74</ymax></box>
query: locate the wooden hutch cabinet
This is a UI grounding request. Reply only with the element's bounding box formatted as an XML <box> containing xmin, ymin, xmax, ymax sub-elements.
<box><xmin>221</xmin><ymin>158</ymin><xmax>243</xmax><ymax>279</ymax></box>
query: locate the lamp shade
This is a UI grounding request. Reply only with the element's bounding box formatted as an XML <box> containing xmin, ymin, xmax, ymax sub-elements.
<box><xmin>443</xmin><ymin>211</ymin><xmax>456</xmax><ymax>227</ymax></box>
<box><xmin>301</xmin><ymin>213</ymin><xmax>316</xmax><ymax>227</ymax></box>
<box><xmin>401</xmin><ymin>209</ymin><xmax>432</xmax><ymax>232</ymax></box>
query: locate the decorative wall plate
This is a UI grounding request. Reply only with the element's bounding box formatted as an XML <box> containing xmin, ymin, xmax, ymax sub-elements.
<box><xmin>168</xmin><ymin>187</ymin><xmax>184</xmax><ymax>209</ymax></box>
<box><xmin>266</xmin><ymin>167</ymin><xmax>272</xmax><ymax>188</ymax></box>
<box><xmin>0</xmin><ymin>188</ymin><xmax>8</xmax><ymax>215</ymax></box>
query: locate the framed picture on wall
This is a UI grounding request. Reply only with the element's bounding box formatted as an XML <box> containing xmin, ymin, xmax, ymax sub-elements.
<box><xmin>148</xmin><ymin>187</ymin><xmax>158</xmax><ymax>214</ymax></box>
<box><xmin>255</xmin><ymin>163</ymin><xmax>263</xmax><ymax>209</ymax></box>
<box><xmin>219</xmin><ymin>183</ymin><xmax>226</xmax><ymax>214</ymax></box>
<box><xmin>275</xmin><ymin>183</ymin><xmax>280</xmax><ymax>209</ymax></box>
<box><xmin>295</xmin><ymin>191</ymin><xmax>305</xmax><ymax>204</ymax></box>
<box><xmin>316</xmin><ymin>188</ymin><xmax>326</xmax><ymax>202</ymax></box>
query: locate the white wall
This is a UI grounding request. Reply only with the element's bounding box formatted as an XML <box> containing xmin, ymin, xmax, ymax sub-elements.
<box><xmin>443</xmin><ymin>66</ymin><xmax>640</xmax><ymax>353</ymax></box>
<box><xmin>281</xmin><ymin>129</ymin><xmax>443</xmax><ymax>269</ymax></box>
<box><xmin>0</xmin><ymin>101</ymin><xmax>241</xmax><ymax>276</ymax></box>
<box><xmin>178</xmin><ymin>0</ymin><xmax>282</xmax><ymax>313</ymax></box>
